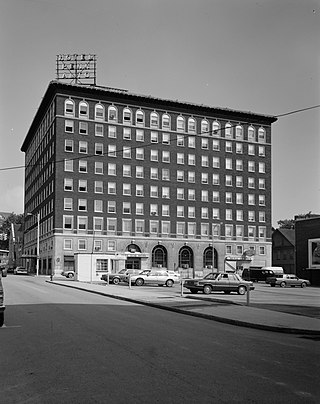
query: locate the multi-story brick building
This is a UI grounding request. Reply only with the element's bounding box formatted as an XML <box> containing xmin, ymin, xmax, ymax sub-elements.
<box><xmin>21</xmin><ymin>81</ymin><xmax>277</xmax><ymax>277</ymax></box>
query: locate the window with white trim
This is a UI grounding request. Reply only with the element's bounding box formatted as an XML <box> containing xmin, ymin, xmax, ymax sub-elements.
<box><xmin>78</xmin><ymin>199</ymin><xmax>87</xmax><ymax>211</ymax></box>
<box><xmin>108</xmin><ymin>182</ymin><xmax>116</xmax><ymax>195</ymax></box>
<box><xmin>79</xmin><ymin>101</ymin><xmax>89</xmax><ymax>119</ymax></box>
<box><xmin>78</xmin><ymin>179</ymin><xmax>87</xmax><ymax>192</ymax></box>
<box><xmin>108</xmin><ymin>106</ymin><xmax>118</xmax><ymax>122</ymax></box>
<box><xmin>63</xmin><ymin>215</ymin><xmax>73</xmax><ymax>230</ymax></box>
<box><xmin>95</xmin><ymin>104</ymin><xmax>104</xmax><ymax>120</ymax></box>
<box><xmin>64</xmin><ymin>198</ymin><xmax>73</xmax><ymax>211</ymax></box>
<box><xmin>94</xmin><ymin>200</ymin><xmax>103</xmax><ymax>213</ymax></box>
<box><xmin>123</xmin><ymin>108</ymin><xmax>132</xmax><ymax>124</ymax></box>
<box><xmin>65</xmin><ymin>99</ymin><xmax>75</xmax><ymax>116</ymax></box>
<box><xmin>64</xmin><ymin>159</ymin><xmax>73</xmax><ymax>172</ymax></box>
<box><xmin>79</xmin><ymin>122</ymin><xmax>88</xmax><ymax>135</ymax></box>
<box><xmin>78</xmin><ymin>216</ymin><xmax>88</xmax><ymax>230</ymax></box>
<box><xmin>65</xmin><ymin>120</ymin><xmax>74</xmax><ymax>133</ymax></box>
<box><xmin>64</xmin><ymin>178</ymin><xmax>73</xmax><ymax>191</ymax></box>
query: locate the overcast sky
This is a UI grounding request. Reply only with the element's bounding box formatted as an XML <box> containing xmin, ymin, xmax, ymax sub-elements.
<box><xmin>0</xmin><ymin>0</ymin><xmax>319</xmax><ymax>227</ymax></box>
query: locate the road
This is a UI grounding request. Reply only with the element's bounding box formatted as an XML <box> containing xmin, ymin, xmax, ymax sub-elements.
<box><xmin>1</xmin><ymin>275</ymin><xmax>319</xmax><ymax>404</ymax></box>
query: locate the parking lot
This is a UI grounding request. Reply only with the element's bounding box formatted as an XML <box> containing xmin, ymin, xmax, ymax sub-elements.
<box><xmin>96</xmin><ymin>279</ymin><xmax>319</xmax><ymax>318</ymax></box>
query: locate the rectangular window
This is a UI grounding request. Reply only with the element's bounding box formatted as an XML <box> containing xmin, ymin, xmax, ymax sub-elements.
<box><xmin>94</xmin><ymin>240</ymin><xmax>102</xmax><ymax>252</ymax></box>
<box><xmin>108</xmin><ymin>126</ymin><xmax>116</xmax><ymax>138</ymax></box>
<box><xmin>95</xmin><ymin>161</ymin><xmax>104</xmax><ymax>174</ymax></box>
<box><xmin>123</xmin><ymin>202</ymin><xmax>131</xmax><ymax>214</ymax></box>
<box><xmin>136</xmin><ymin>148</ymin><xmax>144</xmax><ymax>160</ymax></box>
<box><xmin>136</xmin><ymin>203</ymin><xmax>144</xmax><ymax>215</ymax></box>
<box><xmin>201</xmin><ymin>155</ymin><xmax>209</xmax><ymax>167</ymax></box>
<box><xmin>79</xmin><ymin>141</ymin><xmax>88</xmax><ymax>154</ymax></box>
<box><xmin>108</xmin><ymin>163</ymin><xmax>116</xmax><ymax>176</ymax></box>
<box><xmin>78</xmin><ymin>180</ymin><xmax>87</xmax><ymax>192</ymax></box>
<box><xmin>188</xmin><ymin>136</ymin><xmax>195</xmax><ymax>148</ymax></box>
<box><xmin>162</xmin><ymin>187</ymin><xmax>170</xmax><ymax>199</ymax></box>
<box><xmin>95</xmin><ymin>143</ymin><xmax>103</xmax><ymax>155</ymax></box>
<box><xmin>65</xmin><ymin>120</ymin><xmax>74</xmax><ymax>133</ymax></box>
<box><xmin>150</xmin><ymin>186</ymin><xmax>158</xmax><ymax>198</ymax></box>
<box><xmin>64</xmin><ymin>178</ymin><xmax>73</xmax><ymax>191</ymax></box>
<box><xmin>65</xmin><ymin>139</ymin><xmax>74</xmax><ymax>152</ymax></box>
<box><xmin>162</xmin><ymin>151</ymin><xmax>170</xmax><ymax>163</ymax></box>
<box><xmin>188</xmin><ymin>189</ymin><xmax>195</xmax><ymax>201</ymax></box>
<box><xmin>94</xmin><ymin>217</ymin><xmax>103</xmax><ymax>231</ymax></box>
<box><xmin>201</xmin><ymin>173</ymin><xmax>208</xmax><ymax>184</ymax></box>
<box><xmin>150</xmin><ymin>167</ymin><xmax>158</xmax><ymax>180</ymax></box>
<box><xmin>64</xmin><ymin>239</ymin><xmax>73</xmax><ymax>250</ymax></box>
<box><xmin>150</xmin><ymin>150</ymin><xmax>158</xmax><ymax>161</ymax></box>
<box><xmin>161</xmin><ymin>221</ymin><xmax>170</xmax><ymax>235</ymax></box>
<box><xmin>136</xmin><ymin>166</ymin><xmax>144</xmax><ymax>178</ymax></box>
<box><xmin>177</xmin><ymin>206</ymin><xmax>184</xmax><ymax>217</ymax></box>
<box><xmin>177</xmin><ymin>170</ymin><xmax>184</xmax><ymax>182</ymax></box>
<box><xmin>95</xmin><ymin>124</ymin><xmax>104</xmax><ymax>137</ymax></box>
<box><xmin>236</xmin><ymin>143</ymin><xmax>243</xmax><ymax>154</ymax></box>
<box><xmin>162</xmin><ymin>205</ymin><xmax>170</xmax><ymax>216</ymax></box>
<box><xmin>108</xmin><ymin>182</ymin><xmax>116</xmax><ymax>194</ymax></box>
<box><xmin>136</xmin><ymin>129</ymin><xmax>144</xmax><ymax>142</ymax></box>
<box><xmin>107</xmin><ymin>218</ymin><xmax>117</xmax><ymax>232</ymax></box>
<box><xmin>78</xmin><ymin>216</ymin><xmax>87</xmax><ymax>231</ymax></box>
<box><xmin>94</xmin><ymin>200</ymin><xmax>103</xmax><ymax>213</ymax></box>
<box><xmin>123</xmin><ymin>165</ymin><xmax>131</xmax><ymax>177</ymax></box>
<box><xmin>95</xmin><ymin>181</ymin><xmax>103</xmax><ymax>193</ymax></box>
<box><xmin>213</xmin><ymin>157</ymin><xmax>220</xmax><ymax>168</ymax></box>
<box><xmin>123</xmin><ymin>183</ymin><xmax>131</xmax><ymax>196</ymax></box>
<box><xmin>201</xmin><ymin>138</ymin><xmax>209</xmax><ymax>149</ymax></box>
<box><xmin>177</xmin><ymin>153</ymin><xmax>185</xmax><ymax>164</ymax></box>
<box><xmin>79</xmin><ymin>122</ymin><xmax>88</xmax><ymax>135</ymax></box>
<box><xmin>201</xmin><ymin>207</ymin><xmax>209</xmax><ymax>219</ymax></box>
<box><xmin>64</xmin><ymin>159</ymin><xmax>73</xmax><ymax>172</ymax></box>
<box><xmin>108</xmin><ymin>201</ymin><xmax>116</xmax><ymax>213</ymax></box>
<box><xmin>64</xmin><ymin>198</ymin><xmax>73</xmax><ymax>211</ymax></box>
<box><xmin>177</xmin><ymin>135</ymin><xmax>184</xmax><ymax>146</ymax></box>
<box><xmin>176</xmin><ymin>222</ymin><xmax>185</xmax><ymax>236</ymax></box>
<box><xmin>151</xmin><ymin>131</ymin><xmax>158</xmax><ymax>143</ymax></box>
<box><xmin>212</xmin><ymin>174</ymin><xmax>219</xmax><ymax>185</ymax></box>
<box><xmin>136</xmin><ymin>184</ymin><xmax>144</xmax><ymax>197</ymax></box>
<box><xmin>162</xmin><ymin>133</ymin><xmax>170</xmax><ymax>144</ymax></box>
<box><xmin>79</xmin><ymin>160</ymin><xmax>87</xmax><ymax>173</ymax></box>
<box><xmin>108</xmin><ymin>240</ymin><xmax>116</xmax><ymax>251</ymax></box>
<box><xmin>150</xmin><ymin>220</ymin><xmax>159</xmax><ymax>234</ymax></box>
<box><xmin>225</xmin><ymin>141</ymin><xmax>232</xmax><ymax>152</ymax></box>
<box><xmin>123</xmin><ymin>127</ymin><xmax>131</xmax><ymax>140</ymax></box>
<box><xmin>78</xmin><ymin>239</ymin><xmax>87</xmax><ymax>250</ymax></box>
<box><xmin>135</xmin><ymin>219</ymin><xmax>145</xmax><ymax>233</ymax></box>
<box><xmin>177</xmin><ymin>188</ymin><xmax>184</xmax><ymax>200</ymax></box>
<box><xmin>259</xmin><ymin>146</ymin><xmax>265</xmax><ymax>156</ymax></box>
<box><xmin>188</xmin><ymin>206</ymin><xmax>195</xmax><ymax>218</ymax></box>
<box><xmin>162</xmin><ymin>168</ymin><xmax>170</xmax><ymax>181</ymax></box>
<box><xmin>78</xmin><ymin>199</ymin><xmax>87</xmax><ymax>211</ymax></box>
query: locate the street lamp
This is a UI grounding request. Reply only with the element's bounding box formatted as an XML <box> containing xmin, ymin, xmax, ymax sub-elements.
<box><xmin>26</xmin><ymin>212</ymin><xmax>40</xmax><ymax>276</ymax></box>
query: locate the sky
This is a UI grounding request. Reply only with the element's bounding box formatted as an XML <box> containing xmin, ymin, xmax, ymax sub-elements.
<box><xmin>0</xmin><ymin>0</ymin><xmax>319</xmax><ymax>227</ymax></box>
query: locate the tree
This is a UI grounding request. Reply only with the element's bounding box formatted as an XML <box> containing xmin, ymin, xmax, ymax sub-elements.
<box><xmin>277</xmin><ymin>212</ymin><xmax>315</xmax><ymax>229</ymax></box>
<box><xmin>0</xmin><ymin>213</ymin><xmax>24</xmax><ymax>249</ymax></box>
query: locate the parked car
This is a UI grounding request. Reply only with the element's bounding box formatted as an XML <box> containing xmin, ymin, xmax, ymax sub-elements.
<box><xmin>13</xmin><ymin>266</ymin><xmax>28</xmax><ymax>275</ymax></box>
<box><xmin>61</xmin><ymin>270</ymin><xmax>75</xmax><ymax>279</ymax></box>
<box><xmin>184</xmin><ymin>272</ymin><xmax>254</xmax><ymax>295</ymax></box>
<box><xmin>128</xmin><ymin>270</ymin><xmax>178</xmax><ymax>287</ymax></box>
<box><xmin>267</xmin><ymin>274</ymin><xmax>311</xmax><ymax>288</ymax></box>
<box><xmin>0</xmin><ymin>272</ymin><xmax>5</xmax><ymax>327</ymax></box>
<box><xmin>102</xmin><ymin>269</ymin><xmax>143</xmax><ymax>284</ymax></box>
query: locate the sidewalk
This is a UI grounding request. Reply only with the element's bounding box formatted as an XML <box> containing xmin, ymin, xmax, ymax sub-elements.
<box><xmin>47</xmin><ymin>278</ymin><xmax>320</xmax><ymax>336</ymax></box>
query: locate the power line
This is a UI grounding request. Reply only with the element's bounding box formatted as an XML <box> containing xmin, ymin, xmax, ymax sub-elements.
<box><xmin>0</xmin><ymin>103</ymin><xmax>319</xmax><ymax>173</ymax></box>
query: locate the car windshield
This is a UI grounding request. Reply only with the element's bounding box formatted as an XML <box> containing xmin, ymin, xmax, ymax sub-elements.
<box><xmin>139</xmin><ymin>270</ymin><xmax>151</xmax><ymax>275</ymax></box>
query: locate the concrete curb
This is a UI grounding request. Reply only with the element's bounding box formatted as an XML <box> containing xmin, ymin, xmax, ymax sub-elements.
<box><xmin>46</xmin><ymin>280</ymin><xmax>320</xmax><ymax>336</ymax></box>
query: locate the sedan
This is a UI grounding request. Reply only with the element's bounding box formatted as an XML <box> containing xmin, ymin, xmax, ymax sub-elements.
<box><xmin>184</xmin><ymin>272</ymin><xmax>254</xmax><ymax>295</ymax></box>
<box><xmin>129</xmin><ymin>270</ymin><xmax>178</xmax><ymax>287</ymax></box>
<box><xmin>268</xmin><ymin>274</ymin><xmax>311</xmax><ymax>288</ymax></box>
<box><xmin>61</xmin><ymin>270</ymin><xmax>75</xmax><ymax>279</ymax></box>
<box><xmin>13</xmin><ymin>267</ymin><xmax>28</xmax><ymax>275</ymax></box>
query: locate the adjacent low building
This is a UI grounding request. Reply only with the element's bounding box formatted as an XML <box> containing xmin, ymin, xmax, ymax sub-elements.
<box><xmin>21</xmin><ymin>81</ymin><xmax>277</xmax><ymax>278</ymax></box>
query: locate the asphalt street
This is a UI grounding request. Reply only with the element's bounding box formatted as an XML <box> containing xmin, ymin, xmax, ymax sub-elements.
<box><xmin>1</xmin><ymin>275</ymin><xmax>319</xmax><ymax>404</ymax></box>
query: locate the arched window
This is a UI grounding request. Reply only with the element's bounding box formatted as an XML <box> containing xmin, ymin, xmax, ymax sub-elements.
<box><xmin>150</xmin><ymin>112</ymin><xmax>159</xmax><ymax>127</ymax></box>
<box><xmin>108</xmin><ymin>105</ymin><xmax>118</xmax><ymax>122</ymax></box>
<box><xmin>162</xmin><ymin>114</ymin><xmax>171</xmax><ymax>129</ymax></box>
<box><xmin>126</xmin><ymin>243</ymin><xmax>141</xmax><ymax>253</ymax></box>
<box><xmin>123</xmin><ymin>107</ymin><xmax>132</xmax><ymax>123</ymax></box>
<box><xmin>201</xmin><ymin>119</ymin><xmax>209</xmax><ymax>134</ymax></box>
<box><xmin>177</xmin><ymin>116</ymin><xmax>185</xmax><ymax>132</ymax></box>
<box><xmin>236</xmin><ymin>125</ymin><xmax>243</xmax><ymax>140</ymax></box>
<box><xmin>248</xmin><ymin>126</ymin><xmax>255</xmax><ymax>141</ymax></box>
<box><xmin>212</xmin><ymin>121</ymin><xmax>220</xmax><ymax>136</ymax></box>
<box><xmin>136</xmin><ymin>110</ymin><xmax>144</xmax><ymax>126</ymax></box>
<box><xmin>95</xmin><ymin>103</ymin><xmax>104</xmax><ymax>120</ymax></box>
<box><xmin>225</xmin><ymin>123</ymin><xmax>233</xmax><ymax>138</ymax></box>
<box><xmin>258</xmin><ymin>127</ymin><xmax>266</xmax><ymax>142</ymax></box>
<box><xmin>179</xmin><ymin>246</ymin><xmax>194</xmax><ymax>269</ymax></box>
<box><xmin>64</xmin><ymin>99</ymin><xmax>75</xmax><ymax>116</ymax></box>
<box><xmin>203</xmin><ymin>247</ymin><xmax>218</xmax><ymax>269</ymax></box>
<box><xmin>188</xmin><ymin>117</ymin><xmax>196</xmax><ymax>133</ymax></box>
<box><xmin>79</xmin><ymin>101</ymin><xmax>89</xmax><ymax>119</ymax></box>
<box><xmin>152</xmin><ymin>245</ymin><xmax>168</xmax><ymax>268</ymax></box>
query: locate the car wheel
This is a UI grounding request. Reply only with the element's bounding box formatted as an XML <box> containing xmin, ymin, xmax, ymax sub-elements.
<box><xmin>238</xmin><ymin>286</ymin><xmax>247</xmax><ymax>295</ymax></box>
<box><xmin>113</xmin><ymin>278</ymin><xmax>120</xmax><ymax>285</ymax></box>
<box><xmin>166</xmin><ymin>279</ymin><xmax>174</xmax><ymax>287</ymax></box>
<box><xmin>135</xmin><ymin>278</ymin><xmax>144</xmax><ymax>286</ymax></box>
<box><xmin>301</xmin><ymin>282</ymin><xmax>307</xmax><ymax>288</ymax></box>
<box><xmin>203</xmin><ymin>285</ymin><xmax>212</xmax><ymax>295</ymax></box>
<box><xmin>190</xmin><ymin>289</ymin><xmax>198</xmax><ymax>294</ymax></box>
<box><xmin>280</xmin><ymin>281</ymin><xmax>286</xmax><ymax>288</ymax></box>
<box><xmin>0</xmin><ymin>313</ymin><xmax>4</xmax><ymax>327</ymax></box>
<box><xmin>68</xmin><ymin>273</ymin><xmax>74</xmax><ymax>279</ymax></box>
